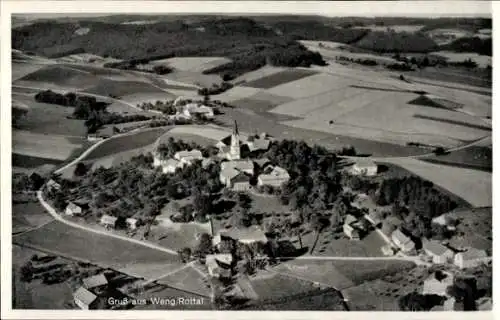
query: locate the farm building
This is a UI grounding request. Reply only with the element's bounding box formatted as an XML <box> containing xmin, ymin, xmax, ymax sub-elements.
<box><xmin>100</xmin><ymin>214</ymin><xmax>117</xmax><ymax>229</ymax></box>
<box><xmin>431</xmin><ymin>214</ymin><xmax>457</xmax><ymax>231</ymax></box>
<box><xmin>174</xmin><ymin>149</ymin><xmax>203</xmax><ymax>165</ymax></box>
<box><xmin>364</xmin><ymin>211</ymin><xmax>383</xmax><ymax>227</ymax></box>
<box><xmin>351</xmin><ymin>159</ymin><xmax>378</xmax><ymax>176</ymax></box>
<box><xmin>454</xmin><ymin>248</ymin><xmax>488</xmax><ymax>269</ymax></box>
<box><xmin>257</xmin><ymin>166</ymin><xmax>290</xmax><ymax>188</ymax></box>
<box><xmin>221</xmin><ymin>160</ymin><xmax>255</xmax><ymax>175</ymax></box>
<box><xmin>213</xmin><ymin>226</ymin><xmax>268</xmax><ymax>247</ymax></box>
<box><xmin>182</xmin><ymin>103</ymin><xmax>214</xmax><ymax>119</ymax></box>
<box><xmin>205</xmin><ymin>253</ymin><xmax>233</xmax><ymax>279</ymax></box>
<box><xmin>391</xmin><ymin>229</ymin><xmax>416</xmax><ymax>254</ymax></box>
<box><xmin>161</xmin><ymin>159</ymin><xmax>184</xmax><ymax>174</ymax></box>
<box><xmin>126</xmin><ymin>217</ymin><xmax>138</xmax><ymax>230</ymax></box>
<box><xmin>422</xmin><ymin>271</ymin><xmax>454</xmax><ymax>297</ymax></box>
<box><xmin>343</xmin><ymin>224</ymin><xmax>360</xmax><ymax>240</ymax></box>
<box><xmin>422</xmin><ymin>239</ymin><xmax>454</xmax><ymax>264</ymax></box>
<box><xmin>65</xmin><ymin>202</ymin><xmax>82</xmax><ymax>216</ymax></box>
<box><xmin>220</xmin><ymin>170</ymin><xmax>251</xmax><ymax>191</ymax></box>
<box><xmin>82</xmin><ymin>273</ymin><xmax>108</xmax><ymax>291</ymax></box>
<box><xmin>73</xmin><ymin>287</ymin><xmax>98</xmax><ymax>310</ymax></box>
<box><xmin>47</xmin><ymin>179</ymin><xmax>61</xmax><ymax>192</ymax></box>
<box><xmin>245</xmin><ymin>135</ymin><xmax>271</xmax><ymax>153</ymax></box>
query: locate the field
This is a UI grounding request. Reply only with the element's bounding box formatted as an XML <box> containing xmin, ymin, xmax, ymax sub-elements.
<box><xmin>12</xmin><ymin>94</ymin><xmax>87</xmax><ymax>137</ymax></box>
<box><xmin>422</xmin><ymin>145</ymin><xmax>492</xmax><ymax>172</ymax></box>
<box><xmin>272</xmin><ymin>259</ymin><xmax>416</xmax><ymax>290</ymax></box>
<box><xmin>13</xmin><ymin>220</ymin><xmax>182</xmax><ymax>280</ymax></box>
<box><xmin>232</xmin><ymin>66</ymin><xmax>288</xmax><ymax>85</ymax></box>
<box><xmin>431</xmin><ymin>51</ymin><xmax>491</xmax><ymax>68</ymax></box>
<box><xmin>151</xmin><ymin>221</ymin><xmax>212</xmax><ymax>252</ymax></box>
<box><xmin>447</xmin><ymin>207</ymin><xmax>492</xmax><ymax>252</ymax></box>
<box><xmin>156</xmin><ymin>265</ymin><xmax>211</xmax><ymax>297</ymax></box>
<box><xmin>310</xmin><ymin>230</ymin><xmax>387</xmax><ymax>257</ymax></box>
<box><xmin>162</xmin><ymin>70</ymin><xmax>222</xmax><ymax>88</ymax></box>
<box><xmin>83</xmin><ymin>78</ymin><xmax>168</xmax><ymax>98</ymax></box>
<box><xmin>150</xmin><ymin>56</ymin><xmax>232</xmax><ymax>73</ymax></box>
<box><xmin>12</xmin><ymin>245</ymin><xmax>74</xmax><ymax>309</ymax></box>
<box><xmin>381</xmin><ymin>157</ymin><xmax>491</xmax><ymax>207</ymax></box>
<box><xmin>249</xmin><ymin>272</ymin><xmax>319</xmax><ymax>300</ymax></box>
<box><xmin>13</xmin><ymin>130</ymin><xmax>84</xmax><ymax>161</ymax></box>
<box><xmin>342</xmin><ymin>265</ymin><xmax>431</xmax><ymax>311</ymax></box>
<box><xmin>12</xmin><ymin>199</ymin><xmax>54</xmax><ymax>234</ymax></box>
<box><xmin>12</xmin><ymin>61</ymin><xmax>47</xmax><ymax>81</ymax></box>
<box><xmin>241</xmin><ymin>69</ymin><xmax>318</xmax><ymax>89</ymax></box>
<box><xmin>355</xmin><ymin>25</ymin><xmax>425</xmax><ymax>33</ymax></box>
<box><xmin>167</xmin><ymin>125</ymin><xmax>238</xmax><ymax>142</ymax></box>
<box><xmin>212</xmin><ymin>86</ymin><xmax>262</xmax><ymax>103</ymax></box>
<box><xmin>83</xmin><ymin>128</ymin><xmax>168</xmax><ymax>161</ymax></box>
<box><xmin>15</xmin><ymin>65</ymin><xmax>100</xmax><ymax>90</ymax></box>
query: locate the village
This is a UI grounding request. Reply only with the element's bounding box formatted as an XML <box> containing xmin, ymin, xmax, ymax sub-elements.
<box><xmin>35</xmin><ymin>106</ymin><xmax>490</xmax><ymax>311</ymax></box>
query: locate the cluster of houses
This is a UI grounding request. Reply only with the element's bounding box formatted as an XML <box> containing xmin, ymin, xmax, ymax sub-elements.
<box><xmin>422</xmin><ymin>270</ymin><xmax>492</xmax><ymax>311</ymax></box>
<box><xmin>167</xmin><ymin>98</ymin><xmax>215</xmax><ymax>122</ymax></box>
<box><xmin>206</xmin><ymin>226</ymin><xmax>269</xmax><ymax>279</ymax></box>
<box><xmin>73</xmin><ymin>273</ymin><xmax>109</xmax><ymax>309</ymax></box>
<box><xmin>152</xmin><ymin>121</ymin><xmax>291</xmax><ymax>191</ymax></box>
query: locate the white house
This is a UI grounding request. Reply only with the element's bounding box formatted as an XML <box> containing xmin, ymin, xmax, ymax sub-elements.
<box><xmin>161</xmin><ymin>159</ymin><xmax>183</xmax><ymax>174</ymax></box>
<box><xmin>221</xmin><ymin>160</ymin><xmax>254</xmax><ymax>175</ymax></box>
<box><xmin>351</xmin><ymin>159</ymin><xmax>378</xmax><ymax>176</ymax></box>
<box><xmin>257</xmin><ymin>166</ymin><xmax>290</xmax><ymax>188</ymax></box>
<box><xmin>220</xmin><ymin>169</ymin><xmax>251</xmax><ymax>191</ymax></box>
<box><xmin>182</xmin><ymin>103</ymin><xmax>214</xmax><ymax>119</ymax></box>
<box><xmin>391</xmin><ymin>229</ymin><xmax>416</xmax><ymax>254</ymax></box>
<box><xmin>126</xmin><ymin>217</ymin><xmax>138</xmax><ymax>230</ymax></box>
<box><xmin>343</xmin><ymin>224</ymin><xmax>360</xmax><ymax>240</ymax></box>
<box><xmin>205</xmin><ymin>254</ymin><xmax>232</xmax><ymax>278</ymax></box>
<box><xmin>431</xmin><ymin>214</ymin><xmax>457</xmax><ymax>231</ymax></box>
<box><xmin>213</xmin><ymin>226</ymin><xmax>268</xmax><ymax>247</ymax></box>
<box><xmin>174</xmin><ymin>149</ymin><xmax>203</xmax><ymax>165</ymax></box>
<box><xmin>73</xmin><ymin>287</ymin><xmax>98</xmax><ymax>310</ymax></box>
<box><xmin>65</xmin><ymin>202</ymin><xmax>82</xmax><ymax>216</ymax></box>
<box><xmin>47</xmin><ymin>179</ymin><xmax>61</xmax><ymax>192</ymax></box>
<box><xmin>344</xmin><ymin>214</ymin><xmax>358</xmax><ymax>226</ymax></box>
<box><xmin>422</xmin><ymin>240</ymin><xmax>454</xmax><ymax>264</ymax></box>
<box><xmin>422</xmin><ymin>271</ymin><xmax>455</xmax><ymax>297</ymax></box>
<box><xmin>454</xmin><ymin>248</ymin><xmax>488</xmax><ymax>269</ymax></box>
<box><xmin>100</xmin><ymin>214</ymin><xmax>117</xmax><ymax>229</ymax></box>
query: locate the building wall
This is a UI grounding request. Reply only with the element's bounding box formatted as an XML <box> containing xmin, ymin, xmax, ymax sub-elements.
<box><xmin>232</xmin><ymin>182</ymin><xmax>251</xmax><ymax>192</ymax></box>
<box><xmin>75</xmin><ymin>298</ymin><xmax>89</xmax><ymax>310</ymax></box>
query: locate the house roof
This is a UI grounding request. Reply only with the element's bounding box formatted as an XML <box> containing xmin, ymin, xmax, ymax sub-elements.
<box><xmin>221</xmin><ymin>160</ymin><xmax>254</xmax><ymax>172</ymax></box>
<box><xmin>392</xmin><ymin>229</ymin><xmax>413</xmax><ymax>246</ymax></box>
<box><xmin>423</xmin><ymin>240</ymin><xmax>452</xmax><ymax>256</ymax></box>
<box><xmin>82</xmin><ymin>273</ymin><xmax>108</xmax><ymax>289</ymax></box>
<box><xmin>47</xmin><ymin>179</ymin><xmax>61</xmax><ymax>188</ymax></box>
<box><xmin>100</xmin><ymin>214</ymin><xmax>117</xmax><ymax>225</ymax></box>
<box><xmin>457</xmin><ymin>248</ymin><xmax>488</xmax><ymax>261</ymax></box>
<box><xmin>175</xmin><ymin>149</ymin><xmax>203</xmax><ymax>159</ymax></box>
<box><xmin>220</xmin><ymin>167</ymin><xmax>241</xmax><ymax>181</ymax></box>
<box><xmin>353</xmin><ymin>158</ymin><xmax>377</xmax><ymax>168</ymax></box>
<box><xmin>126</xmin><ymin>217</ymin><xmax>138</xmax><ymax>224</ymax></box>
<box><xmin>73</xmin><ymin>287</ymin><xmax>97</xmax><ymax>306</ymax></box>
<box><xmin>245</xmin><ymin>138</ymin><xmax>270</xmax><ymax>152</ymax></box>
<box><xmin>231</xmin><ymin>172</ymin><xmax>251</xmax><ymax>184</ymax></box>
<box><xmin>222</xmin><ymin>226</ymin><xmax>268</xmax><ymax>243</ymax></box>
<box><xmin>259</xmin><ymin>166</ymin><xmax>289</xmax><ymax>179</ymax></box>
<box><xmin>206</xmin><ymin>253</ymin><xmax>233</xmax><ymax>266</ymax></box>
<box><xmin>164</xmin><ymin>158</ymin><xmax>181</xmax><ymax>168</ymax></box>
<box><xmin>66</xmin><ymin>202</ymin><xmax>82</xmax><ymax>212</ymax></box>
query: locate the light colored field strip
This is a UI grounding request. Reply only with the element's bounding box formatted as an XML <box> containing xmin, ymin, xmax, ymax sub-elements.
<box><xmin>37</xmin><ymin>190</ymin><xmax>178</xmax><ymax>256</ymax></box>
<box><xmin>140</xmin><ymin>262</ymin><xmax>194</xmax><ymax>286</ymax></box>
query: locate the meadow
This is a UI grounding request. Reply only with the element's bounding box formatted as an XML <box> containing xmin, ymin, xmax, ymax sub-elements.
<box><xmin>13</xmin><ymin>130</ymin><xmax>83</xmax><ymax>161</ymax></box>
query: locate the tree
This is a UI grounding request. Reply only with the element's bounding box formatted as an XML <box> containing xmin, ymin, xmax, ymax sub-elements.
<box><xmin>53</xmin><ymin>192</ymin><xmax>66</xmax><ymax>211</ymax></box>
<box><xmin>74</xmin><ymin>162</ymin><xmax>88</xmax><ymax>177</ymax></box>
<box><xmin>20</xmin><ymin>262</ymin><xmax>34</xmax><ymax>282</ymax></box>
<box><xmin>195</xmin><ymin>233</ymin><xmax>213</xmax><ymax>258</ymax></box>
<box><xmin>178</xmin><ymin>247</ymin><xmax>192</xmax><ymax>263</ymax></box>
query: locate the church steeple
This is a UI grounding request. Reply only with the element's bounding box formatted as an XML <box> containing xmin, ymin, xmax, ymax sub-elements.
<box><xmin>229</xmin><ymin>120</ymin><xmax>241</xmax><ymax>160</ymax></box>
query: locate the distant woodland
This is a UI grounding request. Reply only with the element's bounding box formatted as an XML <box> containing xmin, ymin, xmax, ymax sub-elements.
<box><xmin>12</xmin><ymin>16</ymin><xmax>492</xmax><ymax>78</ymax></box>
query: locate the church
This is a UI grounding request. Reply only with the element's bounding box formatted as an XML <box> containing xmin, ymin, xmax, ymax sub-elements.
<box><xmin>216</xmin><ymin>121</ymin><xmax>271</xmax><ymax>160</ymax></box>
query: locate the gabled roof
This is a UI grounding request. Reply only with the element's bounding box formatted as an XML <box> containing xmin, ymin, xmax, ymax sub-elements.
<box><xmin>206</xmin><ymin>253</ymin><xmax>233</xmax><ymax>266</ymax></box>
<box><xmin>66</xmin><ymin>202</ymin><xmax>82</xmax><ymax>212</ymax></box>
<box><xmin>230</xmin><ymin>172</ymin><xmax>251</xmax><ymax>184</ymax></box>
<box><xmin>126</xmin><ymin>217</ymin><xmax>138</xmax><ymax>224</ymax></box>
<box><xmin>174</xmin><ymin>149</ymin><xmax>203</xmax><ymax>159</ymax></box>
<box><xmin>100</xmin><ymin>214</ymin><xmax>117</xmax><ymax>225</ymax></box>
<box><xmin>353</xmin><ymin>158</ymin><xmax>377</xmax><ymax>168</ymax></box>
<box><xmin>82</xmin><ymin>273</ymin><xmax>108</xmax><ymax>289</ymax></box>
<box><xmin>73</xmin><ymin>287</ymin><xmax>97</xmax><ymax>306</ymax></box>
<box><xmin>253</xmin><ymin>158</ymin><xmax>271</xmax><ymax>168</ymax></box>
<box><xmin>392</xmin><ymin>229</ymin><xmax>413</xmax><ymax>246</ymax></box>
<box><xmin>164</xmin><ymin>158</ymin><xmax>181</xmax><ymax>168</ymax></box>
<box><xmin>220</xmin><ymin>167</ymin><xmax>241</xmax><ymax>181</ymax></box>
<box><xmin>423</xmin><ymin>240</ymin><xmax>453</xmax><ymax>256</ymax></box>
<box><xmin>221</xmin><ymin>160</ymin><xmax>254</xmax><ymax>172</ymax></box>
<box><xmin>457</xmin><ymin>248</ymin><xmax>488</xmax><ymax>261</ymax></box>
<box><xmin>222</xmin><ymin>226</ymin><xmax>268</xmax><ymax>243</ymax></box>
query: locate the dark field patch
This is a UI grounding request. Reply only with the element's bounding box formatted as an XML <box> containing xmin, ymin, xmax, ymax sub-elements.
<box><xmin>413</xmin><ymin>114</ymin><xmax>492</xmax><ymax>131</ymax></box>
<box><xmin>13</xmin><ymin>153</ymin><xmax>64</xmax><ymax>168</ymax></box>
<box><xmin>421</xmin><ymin>145</ymin><xmax>492</xmax><ymax>172</ymax></box>
<box><xmin>83</xmin><ymin>128</ymin><xmax>168</xmax><ymax>161</ymax></box>
<box><xmin>83</xmin><ymin>78</ymin><xmax>167</xmax><ymax>98</ymax></box>
<box><xmin>241</xmin><ymin>69</ymin><xmax>318</xmax><ymax>89</ymax></box>
<box><xmin>18</xmin><ymin>65</ymin><xmax>98</xmax><ymax>87</ymax></box>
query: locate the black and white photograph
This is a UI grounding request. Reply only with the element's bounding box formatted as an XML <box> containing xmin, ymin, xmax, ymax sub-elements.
<box><xmin>2</xmin><ymin>0</ymin><xmax>494</xmax><ymax>316</ymax></box>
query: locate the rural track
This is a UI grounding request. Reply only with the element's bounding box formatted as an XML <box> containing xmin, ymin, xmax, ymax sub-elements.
<box><xmin>36</xmin><ymin>190</ymin><xmax>179</xmax><ymax>256</ymax></box>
